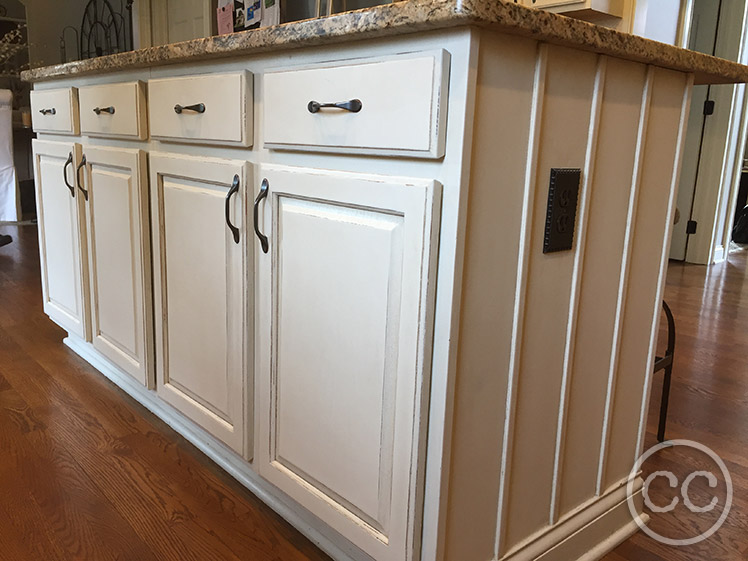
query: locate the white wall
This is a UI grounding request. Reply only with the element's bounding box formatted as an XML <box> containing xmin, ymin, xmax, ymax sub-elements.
<box><xmin>631</xmin><ymin>0</ymin><xmax>682</xmax><ymax>44</ymax></box>
<box><xmin>532</xmin><ymin>0</ymin><xmax>684</xmax><ymax>44</ymax></box>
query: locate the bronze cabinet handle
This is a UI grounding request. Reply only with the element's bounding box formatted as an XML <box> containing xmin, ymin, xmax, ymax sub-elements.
<box><xmin>225</xmin><ymin>175</ymin><xmax>240</xmax><ymax>244</ymax></box>
<box><xmin>76</xmin><ymin>155</ymin><xmax>88</xmax><ymax>201</ymax></box>
<box><xmin>253</xmin><ymin>179</ymin><xmax>269</xmax><ymax>254</ymax></box>
<box><xmin>307</xmin><ymin>99</ymin><xmax>362</xmax><ymax>113</ymax></box>
<box><xmin>62</xmin><ymin>152</ymin><xmax>75</xmax><ymax>197</ymax></box>
<box><xmin>174</xmin><ymin>103</ymin><xmax>205</xmax><ymax>114</ymax></box>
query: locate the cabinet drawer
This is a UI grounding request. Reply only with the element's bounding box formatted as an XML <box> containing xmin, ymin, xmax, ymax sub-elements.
<box><xmin>263</xmin><ymin>50</ymin><xmax>450</xmax><ymax>158</ymax></box>
<box><xmin>79</xmin><ymin>81</ymin><xmax>148</xmax><ymax>140</ymax></box>
<box><xmin>31</xmin><ymin>88</ymin><xmax>80</xmax><ymax>135</ymax></box>
<box><xmin>531</xmin><ymin>0</ymin><xmax>624</xmax><ymax>17</ymax></box>
<box><xmin>148</xmin><ymin>71</ymin><xmax>253</xmax><ymax>146</ymax></box>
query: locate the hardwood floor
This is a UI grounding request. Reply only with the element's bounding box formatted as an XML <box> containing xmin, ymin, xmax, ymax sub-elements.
<box><xmin>3</xmin><ymin>220</ymin><xmax>748</xmax><ymax>561</ymax></box>
<box><xmin>0</xmin><ymin>222</ymin><xmax>331</xmax><ymax>561</ymax></box>
<box><xmin>604</xmin><ymin>251</ymin><xmax>748</xmax><ymax>560</ymax></box>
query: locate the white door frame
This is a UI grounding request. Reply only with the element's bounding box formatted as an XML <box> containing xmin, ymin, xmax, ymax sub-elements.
<box><xmin>676</xmin><ymin>0</ymin><xmax>695</xmax><ymax>48</ymax></box>
<box><xmin>680</xmin><ymin>0</ymin><xmax>748</xmax><ymax>264</ymax></box>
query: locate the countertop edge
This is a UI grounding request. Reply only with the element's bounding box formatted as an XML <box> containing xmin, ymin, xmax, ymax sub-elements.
<box><xmin>20</xmin><ymin>0</ymin><xmax>748</xmax><ymax>85</ymax></box>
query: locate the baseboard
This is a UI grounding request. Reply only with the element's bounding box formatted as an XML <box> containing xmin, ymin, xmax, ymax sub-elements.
<box><xmin>714</xmin><ymin>245</ymin><xmax>726</xmax><ymax>263</ymax></box>
<box><xmin>571</xmin><ymin>518</ymin><xmax>642</xmax><ymax>561</ymax></box>
<box><xmin>500</xmin><ymin>480</ymin><xmax>644</xmax><ymax>561</ymax></box>
<box><xmin>63</xmin><ymin>335</ymin><xmax>368</xmax><ymax>561</ymax></box>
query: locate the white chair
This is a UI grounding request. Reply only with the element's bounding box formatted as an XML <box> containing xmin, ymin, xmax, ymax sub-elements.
<box><xmin>0</xmin><ymin>89</ymin><xmax>18</xmax><ymax>223</ymax></box>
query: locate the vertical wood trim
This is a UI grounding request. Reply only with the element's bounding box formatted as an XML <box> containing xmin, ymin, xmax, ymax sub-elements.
<box><xmin>408</xmin><ymin>180</ymin><xmax>442</xmax><ymax>561</ymax></box>
<box><xmin>151</xmin><ymin>0</ymin><xmax>169</xmax><ymax>46</ymax></box>
<box><xmin>549</xmin><ymin>55</ymin><xmax>607</xmax><ymax>525</ymax></box>
<box><xmin>595</xmin><ymin>66</ymin><xmax>655</xmax><ymax>495</ymax></box>
<box><xmin>136</xmin><ymin>0</ymin><xmax>153</xmax><ymax>48</ymax></box>
<box><xmin>136</xmin><ymin>149</ymin><xmax>155</xmax><ymax>389</ymax></box>
<box><xmin>634</xmin><ymin>74</ymin><xmax>694</xmax><ymax>457</ymax></box>
<box><xmin>73</xmin><ymin>142</ymin><xmax>92</xmax><ymax>342</ymax></box>
<box><xmin>204</xmin><ymin>0</ymin><xmax>216</xmax><ymax>36</ymax></box>
<box><xmin>493</xmin><ymin>42</ymin><xmax>548</xmax><ymax>559</ymax></box>
<box><xmin>420</xmin><ymin>29</ymin><xmax>480</xmax><ymax>561</ymax></box>
<box><xmin>242</xmin><ymin>161</ymin><xmax>254</xmax><ymax>461</ymax></box>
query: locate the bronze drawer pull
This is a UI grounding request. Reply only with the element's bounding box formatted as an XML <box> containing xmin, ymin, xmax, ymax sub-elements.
<box><xmin>307</xmin><ymin>99</ymin><xmax>362</xmax><ymax>113</ymax></box>
<box><xmin>174</xmin><ymin>103</ymin><xmax>206</xmax><ymax>114</ymax></box>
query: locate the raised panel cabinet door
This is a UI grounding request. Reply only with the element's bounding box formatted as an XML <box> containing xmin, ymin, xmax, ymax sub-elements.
<box><xmin>150</xmin><ymin>152</ymin><xmax>250</xmax><ymax>456</ymax></box>
<box><xmin>32</xmin><ymin>139</ymin><xmax>89</xmax><ymax>340</ymax></box>
<box><xmin>81</xmin><ymin>145</ymin><xmax>153</xmax><ymax>387</ymax></box>
<box><xmin>255</xmin><ymin>165</ymin><xmax>441</xmax><ymax>561</ymax></box>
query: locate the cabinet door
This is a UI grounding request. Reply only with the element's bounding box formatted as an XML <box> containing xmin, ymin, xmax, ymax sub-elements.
<box><xmin>255</xmin><ymin>165</ymin><xmax>441</xmax><ymax>561</ymax></box>
<box><xmin>81</xmin><ymin>145</ymin><xmax>153</xmax><ymax>387</ymax></box>
<box><xmin>150</xmin><ymin>153</ymin><xmax>249</xmax><ymax>455</ymax></box>
<box><xmin>32</xmin><ymin>139</ymin><xmax>89</xmax><ymax>339</ymax></box>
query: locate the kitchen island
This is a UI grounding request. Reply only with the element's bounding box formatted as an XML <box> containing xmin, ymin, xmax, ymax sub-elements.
<box><xmin>23</xmin><ymin>2</ymin><xmax>748</xmax><ymax>561</ymax></box>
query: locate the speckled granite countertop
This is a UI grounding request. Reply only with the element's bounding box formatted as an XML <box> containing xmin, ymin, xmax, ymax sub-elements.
<box><xmin>21</xmin><ymin>0</ymin><xmax>748</xmax><ymax>85</ymax></box>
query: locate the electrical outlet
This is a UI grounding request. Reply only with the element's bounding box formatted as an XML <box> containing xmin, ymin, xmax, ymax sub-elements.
<box><xmin>543</xmin><ymin>168</ymin><xmax>581</xmax><ymax>253</ymax></box>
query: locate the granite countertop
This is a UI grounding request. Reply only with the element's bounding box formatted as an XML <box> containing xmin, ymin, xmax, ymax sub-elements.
<box><xmin>21</xmin><ymin>0</ymin><xmax>748</xmax><ymax>85</ymax></box>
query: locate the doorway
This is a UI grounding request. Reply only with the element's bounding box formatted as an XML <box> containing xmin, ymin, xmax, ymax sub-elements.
<box><xmin>670</xmin><ymin>0</ymin><xmax>722</xmax><ymax>261</ymax></box>
<box><xmin>669</xmin><ymin>0</ymin><xmax>748</xmax><ymax>264</ymax></box>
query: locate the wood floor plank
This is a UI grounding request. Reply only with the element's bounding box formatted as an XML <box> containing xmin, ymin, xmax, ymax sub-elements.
<box><xmin>0</xmin><ymin>384</ymin><xmax>160</xmax><ymax>561</ymax></box>
<box><xmin>0</xmin><ymin>410</ymin><xmax>68</xmax><ymax>561</ymax></box>
<box><xmin>0</xmin><ymin>224</ymin><xmax>331</xmax><ymax>561</ymax></box>
<box><xmin>603</xmin><ymin>253</ymin><xmax>748</xmax><ymax>561</ymax></box>
<box><xmin>119</xmin><ymin>429</ymin><xmax>333</xmax><ymax>561</ymax></box>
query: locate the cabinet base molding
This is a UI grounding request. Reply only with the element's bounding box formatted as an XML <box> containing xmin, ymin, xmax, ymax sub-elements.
<box><xmin>499</xmin><ymin>482</ymin><xmax>645</xmax><ymax>561</ymax></box>
<box><xmin>62</xmin><ymin>335</ymin><xmax>367</xmax><ymax>561</ymax></box>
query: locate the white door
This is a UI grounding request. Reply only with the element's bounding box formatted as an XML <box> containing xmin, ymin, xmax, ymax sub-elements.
<box><xmin>81</xmin><ymin>145</ymin><xmax>153</xmax><ymax>387</ymax></box>
<box><xmin>670</xmin><ymin>0</ymin><xmax>721</xmax><ymax>260</ymax></box>
<box><xmin>32</xmin><ymin>139</ymin><xmax>89</xmax><ymax>340</ymax></box>
<box><xmin>255</xmin><ymin>165</ymin><xmax>441</xmax><ymax>561</ymax></box>
<box><xmin>161</xmin><ymin>0</ymin><xmax>212</xmax><ymax>44</ymax></box>
<box><xmin>150</xmin><ymin>153</ymin><xmax>249</xmax><ymax>455</ymax></box>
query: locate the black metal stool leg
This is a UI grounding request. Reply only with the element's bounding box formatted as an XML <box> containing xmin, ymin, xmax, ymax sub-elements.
<box><xmin>658</xmin><ymin>363</ymin><xmax>672</xmax><ymax>442</ymax></box>
<box><xmin>656</xmin><ymin>301</ymin><xmax>676</xmax><ymax>443</ymax></box>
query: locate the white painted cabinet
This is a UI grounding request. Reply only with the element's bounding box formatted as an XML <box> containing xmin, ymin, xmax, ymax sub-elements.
<box><xmin>150</xmin><ymin>153</ymin><xmax>250</xmax><ymax>456</ymax></box>
<box><xmin>263</xmin><ymin>51</ymin><xmax>449</xmax><ymax>158</ymax></box>
<box><xmin>79</xmin><ymin>145</ymin><xmax>153</xmax><ymax>387</ymax></box>
<box><xmin>32</xmin><ymin>139</ymin><xmax>90</xmax><ymax>340</ymax></box>
<box><xmin>255</xmin><ymin>165</ymin><xmax>441</xmax><ymax>561</ymax></box>
<box><xmin>529</xmin><ymin>0</ymin><xmax>624</xmax><ymax>17</ymax></box>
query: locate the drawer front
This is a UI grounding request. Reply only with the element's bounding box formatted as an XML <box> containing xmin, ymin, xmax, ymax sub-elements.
<box><xmin>531</xmin><ymin>0</ymin><xmax>624</xmax><ymax>16</ymax></box>
<box><xmin>263</xmin><ymin>50</ymin><xmax>450</xmax><ymax>158</ymax></box>
<box><xmin>79</xmin><ymin>81</ymin><xmax>147</xmax><ymax>139</ymax></box>
<box><xmin>31</xmin><ymin>88</ymin><xmax>80</xmax><ymax>135</ymax></box>
<box><xmin>148</xmin><ymin>71</ymin><xmax>253</xmax><ymax>146</ymax></box>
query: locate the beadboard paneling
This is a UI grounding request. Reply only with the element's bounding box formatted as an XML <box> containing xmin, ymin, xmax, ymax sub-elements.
<box><xmin>602</xmin><ymin>67</ymin><xmax>690</xmax><ymax>491</ymax></box>
<box><xmin>556</xmin><ymin>58</ymin><xmax>649</xmax><ymax>517</ymax></box>
<box><xmin>501</xmin><ymin>44</ymin><xmax>598</xmax><ymax>553</ymax></box>
<box><xmin>443</xmin><ymin>31</ymin><xmax>539</xmax><ymax>561</ymax></box>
